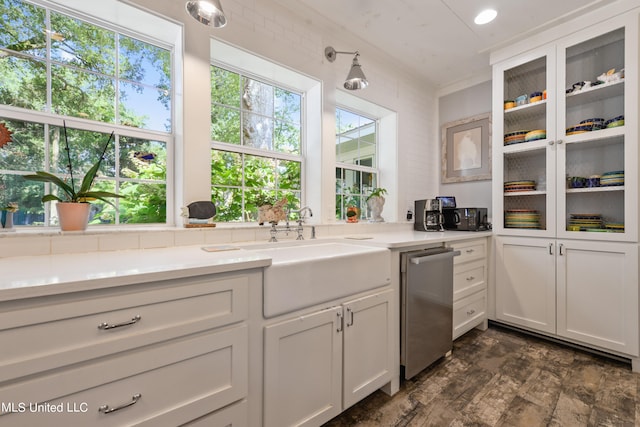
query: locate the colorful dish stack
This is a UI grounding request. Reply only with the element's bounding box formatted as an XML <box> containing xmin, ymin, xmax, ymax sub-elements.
<box><xmin>600</xmin><ymin>170</ymin><xmax>624</xmax><ymax>186</ymax></box>
<box><xmin>504</xmin><ymin>180</ymin><xmax>536</xmax><ymax>192</ymax></box>
<box><xmin>605</xmin><ymin>222</ymin><xmax>625</xmax><ymax>232</ymax></box>
<box><xmin>568</xmin><ymin>213</ymin><xmax>603</xmax><ymax>231</ymax></box>
<box><xmin>605</xmin><ymin>115</ymin><xmax>624</xmax><ymax>128</ymax></box>
<box><xmin>505</xmin><ymin>209</ymin><xmax>541</xmax><ymax>229</ymax></box>
<box><xmin>524</xmin><ymin>129</ymin><xmax>546</xmax><ymax>142</ymax></box>
<box><xmin>504</xmin><ymin>130</ymin><xmax>529</xmax><ymax>145</ymax></box>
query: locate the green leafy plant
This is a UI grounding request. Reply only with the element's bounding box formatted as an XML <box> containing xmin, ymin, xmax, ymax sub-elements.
<box><xmin>23</xmin><ymin>122</ymin><xmax>125</xmax><ymax>207</ymax></box>
<box><xmin>366</xmin><ymin>187</ymin><xmax>387</xmax><ymax>201</ymax></box>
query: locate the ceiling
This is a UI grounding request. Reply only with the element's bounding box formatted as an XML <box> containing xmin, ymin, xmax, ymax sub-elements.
<box><xmin>275</xmin><ymin>0</ymin><xmax>620</xmax><ymax>90</ymax></box>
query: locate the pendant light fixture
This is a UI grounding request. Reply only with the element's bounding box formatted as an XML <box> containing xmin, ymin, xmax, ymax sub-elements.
<box><xmin>186</xmin><ymin>0</ymin><xmax>227</xmax><ymax>28</ymax></box>
<box><xmin>324</xmin><ymin>46</ymin><xmax>369</xmax><ymax>90</ymax></box>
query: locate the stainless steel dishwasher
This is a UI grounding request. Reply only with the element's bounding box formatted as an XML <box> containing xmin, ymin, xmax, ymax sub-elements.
<box><xmin>400</xmin><ymin>246</ymin><xmax>459</xmax><ymax>379</ymax></box>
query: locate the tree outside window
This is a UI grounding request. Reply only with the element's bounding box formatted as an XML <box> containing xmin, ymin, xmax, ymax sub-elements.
<box><xmin>210</xmin><ymin>65</ymin><xmax>303</xmax><ymax>222</ymax></box>
<box><xmin>0</xmin><ymin>0</ymin><xmax>171</xmax><ymax>226</ymax></box>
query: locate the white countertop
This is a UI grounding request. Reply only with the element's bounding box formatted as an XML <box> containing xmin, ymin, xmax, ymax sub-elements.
<box><xmin>0</xmin><ymin>245</ymin><xmax>271</xmax><ymax>302</ymax></box>
<box><xmin>340</xmin><ymin>230</ymin><xmax>492</xmax><ymax>249</ymax></box>
<box><xmin>0</xmin><ymin>230</ymin><xmax>490</xmax><ymax>302</ymax></box>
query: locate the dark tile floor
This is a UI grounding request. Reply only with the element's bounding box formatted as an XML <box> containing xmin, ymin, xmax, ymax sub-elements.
<box><xmin>323</xmin><ymin>324</ymin><xmax>638</xmax><ymax>427</ymax></box>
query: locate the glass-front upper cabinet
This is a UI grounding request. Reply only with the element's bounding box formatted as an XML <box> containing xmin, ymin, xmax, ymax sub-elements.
<box><xmin>493</xmin><ymin>11</ymin><xmax>638</xmax><ymax>242</ymax></box>
<box><xmin>492</xmin><ymin>45</ymin><xmax>557</xmax><ymax>238</ymax></box>
<box><xmin>556</xmin><ymin>18</ymin><xmax>636</xmax><ymax>241</ymax></box>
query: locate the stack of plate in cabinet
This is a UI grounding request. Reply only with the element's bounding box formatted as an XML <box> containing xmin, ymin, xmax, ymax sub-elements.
<box><xmin>568</xmin><ymin>213</ymin><xmax>603</xmax><ymax>231</ymax></box>
<box><xmin>604</xmin><ymin>223</ymin><xmax>624</xmax><ymax>232</ymax></box>
<box><xmin>505</xmin><ymin>209</ymin><xmax>541</xmax><ymax>229</ymax></box>
<box><xmin>504</xmin><ymin>130</ymin><xmax>528</xmax><ymax>145</ymax></box>
<box><xmin>504</xmin><ymin>180</ymin><xmax>536</xmax><ymax>192</ymax></box>
<box><xmin>524</xmin><ymin>129</ymin><xmax>546</xmax><ymax>142</ymax></box>
<box><xmin>600</xmin><ymin>170</ymin><xmax>624</xmax><ymax>186</ymax></box>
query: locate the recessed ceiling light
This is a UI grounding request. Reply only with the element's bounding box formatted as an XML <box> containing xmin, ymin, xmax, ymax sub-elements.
<box><xmin>474</xmin><ymin>9</ymin><xmax>497</xmax><ymax>25</ymax></box>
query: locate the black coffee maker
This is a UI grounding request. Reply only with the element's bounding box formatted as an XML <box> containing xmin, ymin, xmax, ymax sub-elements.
<box><xmin>436</xmin><ymin>196</ymin><xmax>459</xmax><ymax>230</ymax></box>
<box><xmin>414</xmin><ymin>199</ymin><xmax>444</xmax><ymax>231</ymax></box>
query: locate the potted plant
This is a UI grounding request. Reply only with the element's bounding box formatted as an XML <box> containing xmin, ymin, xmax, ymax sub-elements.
<box><xmin>23</xmin><ymin>122</ymin><xmax>124</xmax><ymax>231</ymax></box>
<box><xmin>346</xmin><ymin>206</ymin><xmax>359</xmax><ymax>223</ymax></box>
<box><xmin>366</xmin><ymin>187</ymin><xmax>387</xmax><ymax>223</ymax></box>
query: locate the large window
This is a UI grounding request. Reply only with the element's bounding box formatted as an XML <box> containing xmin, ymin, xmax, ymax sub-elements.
<box><xmin>335</xmin><ymin>107</ymin><xmax>379</xmax><ymax>220</ymax></box>
<box><xmin>0</xmin><ymin>0</ymin><xmax>173</xmax><ymax>226</ymax></box>
<box><xmin>210</xmin><ymin>65</ymin><xmax>303</xmax><ymax>222</ymax></box>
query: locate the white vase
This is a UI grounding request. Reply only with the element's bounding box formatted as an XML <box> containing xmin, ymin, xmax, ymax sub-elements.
<box><xmin>367</xmin><ymin>196</ymin><xmax>385</xmax><ymax>222</ymax></box>
<box><xmin>0</xmin><ymin>211</ymin><xmax>14</xmax><ymax>231</ymax></box>
<box><xmin>56</xmin><ymin>202</ymin><xmax>91</xmax><ymax>231</ymax></box>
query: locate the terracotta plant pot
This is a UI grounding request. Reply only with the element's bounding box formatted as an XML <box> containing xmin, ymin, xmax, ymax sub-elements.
<box><xmin>56</xmin><ymin>202</ymin><xmax>91</xmax><ymax>231</ymax></box>
<box><xmin>346</xmin><ymin>206</ymin><xmax>359</xmax><ymax>223</ymax></box>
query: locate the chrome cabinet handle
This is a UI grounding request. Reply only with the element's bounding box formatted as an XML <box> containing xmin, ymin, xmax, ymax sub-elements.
<box><xmin>548</xmin><ymin>243</ymin><xmax>553</xmax><ymax>255</ymax></box>
<box><xmin>465</xmin><ymin>249</ymin><xmax>474</xmax><ymax>253</ymax></box>
<box><xmin>336</xmin><ymin>311</ymin><xmax>343</xmax><ymax>332</ymax></box>
<box><xmin>346</xmin><ymin>307</ymin><xmax>354</xmax><ymax>327</ymax></box>
<box><xmin>559</xmin><ymin>243</ymin><xmax>564</xmax><ymax>256</ymax></box>
<box><xmin>466</xmin><ymin>276</ymin><xmax>475</xmax><ymax>281</ymax></box>
<box><xmin>98</xmin><ymin>393</ymin><xmax>141</xmax><ymax>414</ymax></box>
<box><xmin>98</xmin><ymin>315</ymin><xmax>141</xmax><ymax>330</ymax></box>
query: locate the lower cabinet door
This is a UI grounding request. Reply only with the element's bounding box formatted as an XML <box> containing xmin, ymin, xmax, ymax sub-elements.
<box><xmin>495</xmin><ymin>236</ymin><xmax>556</xmax><ymax>334</ymax></box>
<box><xmin>342</xmin><ymin>289</ymin><xmax>393</xmax><ymax>409</ymax></box>
<box><xmin>557</xmin><ymin>240</ymin><xmax>639</xmax><ymax>356</ymax></box>
<box><xmin>263</xmin><ymin>307</ymin><xmax>342</xmax><ymax>427</ymax></box>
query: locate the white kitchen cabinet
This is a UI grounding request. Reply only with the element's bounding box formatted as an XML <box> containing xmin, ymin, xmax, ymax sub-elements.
<box><xmin>0</xmin><ymin>270</ymin><xmax>258</xmax><ymax>425</ymax></box>
<box><xmin>495</xmin><ymin>236</ymin><xmax>638</xmax><ymax>357</ymax></box>
<box><xmin>263</xmin><ymin>288</ymin><xmax>393</xmax><ymax>427</ymax></box>
<box><xmin>492</xmin><ymin>12</ymin><xmax>638</xmax><ymax>242</ymax></box>
<box><xmin>495</xmin><ymin>236</ymin><xmax>557</xmax><ymax>334</ymax></box>
<box><xmin>448</xmin><ymin>238</ymin><xmax>489</xmax><ymax>339</ymax></box>
<box><xmin>557</xmin><ymin>240</ymin><xmax>638</xmax><ymax>355</ymax></box>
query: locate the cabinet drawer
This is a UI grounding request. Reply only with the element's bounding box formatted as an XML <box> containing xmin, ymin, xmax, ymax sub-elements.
<box><xmin>180</xmin><ymin>399</ymin><xmax>248</xmax><ymax>427</ymax></box>
<box><xmin>453</xmin><ymin>292</ymin><xmax>486</xmax><ymax>339</ymax></box>
<box><xmin>0</xmin><ymin>325</ymin><xmax>248</xmax><ymax>426</ymax></box>
<box><xmin>453</xmin><ymin>261</ymin><xmax>486</xmax><ymax>301</ymax></box>
<box><xmin>450</xmin><ymin>240</ymin><xmax>486</xmax><ymax>264</ymax></box>
<box><xmin>0</xmin><ymin>273</ymin><xmax>251</xmax><ymax>383</ymax></box>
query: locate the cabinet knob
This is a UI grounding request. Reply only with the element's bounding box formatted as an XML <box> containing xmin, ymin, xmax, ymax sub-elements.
<box><xmin>557</xmin><ymin>139</ymin><xmax>564</xmax><ymax>144</ymax></box>
<box><xmin>466</xmin><ymin>309</ymin><xmax>476</xmax><ymax>316</ymax></box>
<box><xmin>466</xmin><ymin>276</ymin><xmax>475</xmax><ymax>281</ymax></box>
<box><xmin>548</xmin><ymin>140</ymin><xmax>555</xmax><ymax>145</ymax></box>
<box><xmin>465</xmin><ymin>249</ymin><xmax>474</xmax><ymax>253</ymax></box>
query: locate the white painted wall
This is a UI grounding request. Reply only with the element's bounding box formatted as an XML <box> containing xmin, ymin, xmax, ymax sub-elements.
<box><xmin>438</xmin><ymin>81</ymin><xmax>493</xmax><ymax>220</ymax></box>
<box><xmin>126</xmin><ymin>0</ymin><xmax>439</xmax><ymax>223</ymax></box>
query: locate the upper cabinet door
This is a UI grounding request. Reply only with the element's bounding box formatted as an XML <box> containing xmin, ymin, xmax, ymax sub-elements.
<box><xmin>492</xmin><ymin>44</ymin><xmax>557</xmax><ymax>238</ymax></box>
<box><xmin>493</xmin><ymin>11</ymin><xmax>638</xmax><ymax>243</ymax></box>
<box><xmin>556</xmin><ymin>14</ymin><xmax>638</xmax><ymax>242</ymax></box>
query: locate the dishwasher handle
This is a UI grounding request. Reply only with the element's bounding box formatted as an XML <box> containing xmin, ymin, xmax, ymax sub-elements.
<box><xmin>410</xmin><ymin>250</ymin><xmax>460</xmax><ymax>265</ymax></box>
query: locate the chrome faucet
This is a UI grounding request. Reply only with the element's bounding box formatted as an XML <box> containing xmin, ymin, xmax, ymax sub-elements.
<box><xmin>290</xmin><ymin>206</ymin><xmax>313</xmax><ymax>221</ymax></box>
<box><xmin>266</xmin><ymin>206</ymin><xmax>314</xmax><ymax>242</ymax></box>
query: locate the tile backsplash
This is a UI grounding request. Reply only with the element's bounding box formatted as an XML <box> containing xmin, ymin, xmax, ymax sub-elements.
<box><xmin>0</xmin><ymin>222</ymin><xmax>413</xmax><ymax>258</ymax></box>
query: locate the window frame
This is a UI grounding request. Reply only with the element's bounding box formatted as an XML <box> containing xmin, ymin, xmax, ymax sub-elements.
<box><xmin>0</xmin><ymin>0</ymin><xmax>179</xmax><ymax>227</ymax></box>
<box><xmin>210</xmin><ymin>61</ymin><xmax>306</xmax><ymax>223</ymax></box>
<box><xmin>335</xmin><ymin>106</ymin><xmax>380</xmax><ymax>221</ymax></box>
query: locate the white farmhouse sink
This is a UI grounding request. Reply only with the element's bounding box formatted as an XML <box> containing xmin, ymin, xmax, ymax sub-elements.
<box><xmin>248</xmin><ymin>242</ymin><xmax>391</xmax><ymax>318</ymax></box>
